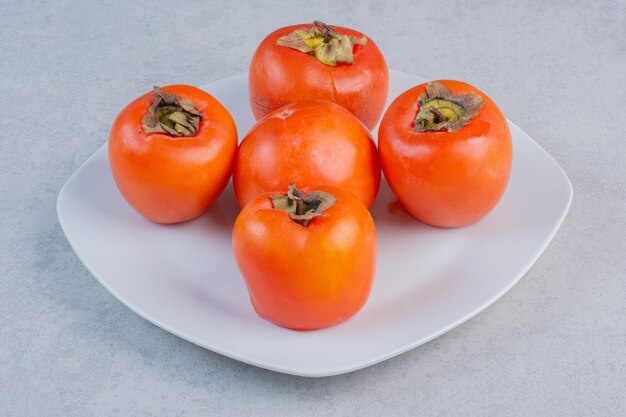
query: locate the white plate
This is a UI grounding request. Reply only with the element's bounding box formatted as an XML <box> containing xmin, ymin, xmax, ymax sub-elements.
<box><xmin>57</xmin><ymin>70</ymin><xmax>573</xmax><ymax>377</ymax></box>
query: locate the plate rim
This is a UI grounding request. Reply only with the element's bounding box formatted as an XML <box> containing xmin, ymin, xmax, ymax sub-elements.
<box><xmin>57</xmin><ymin>70</ymin><xmax>573</xmax><ymax>377</ymax></box>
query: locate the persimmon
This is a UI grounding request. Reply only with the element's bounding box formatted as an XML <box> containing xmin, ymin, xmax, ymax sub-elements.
<box><xmin>233</xmin><ymin>99</ymin><xmax>381</xmax><ymax>208</ymax></box>
<box><xmin>232</xmin><ymin>184</ymin><xmax>377</xmax><ymax>330</ymax></box>
<box><xmin>249</xmin><ymin>20</ymin><xmax>389</xmax><ymax>130</ymax></box>
<box><xmin>108</xmin><ymin>85</ymin><xmax>237</xmax><ymax>224</ymax></box>
<box><xmin>378</xmin><ymin>80</ymin><xmax>512</xmax><ymax>228</ymax></box>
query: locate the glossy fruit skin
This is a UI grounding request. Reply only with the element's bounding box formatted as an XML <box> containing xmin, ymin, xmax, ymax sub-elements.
<box><xmin>232</xmin><ymin>185</ymin><xmax>376</xmax><ymax>330</ymax></box>
<box><xmin>233</xmin><ymin>99</ymin><xmax>381</xmax><ymax>208</ymax></box>
<box><xmin>108</xmin><ymin>85</ymin><xmax>237</xmax><ymax>224</ymax></box>
<box><xmin>249</xmin><ymin>23</ymin><xmax>389</xmax><ymax>130</ymax></box>
<box><xmin>378</xmin><ymin>80</ymin><xmax>512</xmax><ymax>228</ymax></box>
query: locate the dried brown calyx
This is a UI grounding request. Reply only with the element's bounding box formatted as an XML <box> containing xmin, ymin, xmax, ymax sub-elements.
<box><xmin>142</xmin><ymin>87</ymin><xmax>202</xmax><ymax>137</ymax></box>
<box><xmin>271</xmin><ymin>183</ymin><xmax>336</xmax><ymax>227</ymax></box>
<box><xmin>414</xmin><ymin>81</ymin><xmax>484</xmax><ymax>133</ymax></box>
<box><xmin>276</xmin><ymin>20</ymin><xmax>367</xmax><ymax>66</ymax></box>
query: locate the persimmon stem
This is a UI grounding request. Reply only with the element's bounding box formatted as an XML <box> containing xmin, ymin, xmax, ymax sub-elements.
<box><xmin>295</xmin><ymin>198</ymin><xmax>306</xmax><ymax>216</ymax></box>
<box><xmin>271</xmin><ymin>183</ymin><xmax>336</xmax><ymax>227</ymax></box>
<box><xmin>430</xmin><ymin>107</ymin><xmax>445</xmax><ymax>123</ymax></box>
<box><xmin>313</xmin><ymin>21</ymin><xmax>334</xmax><ymax>42</ymax></box>
<box><xmin>275</xmin><ymin>21</ymin><xmax>367</xmax><ymax>67</ymax></box>
<box><xmin>414</xmin><ymin>81</ymin><xmax>484</xmax><ymax>133</ymax></box>
<box><xmin>142</xmin><ymin>87</ymin><xmax>202</xmax><ymax>137</ymax></box>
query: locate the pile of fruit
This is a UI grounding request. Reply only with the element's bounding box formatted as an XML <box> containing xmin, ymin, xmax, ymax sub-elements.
<box><xmin>108</xmin><ymin>21</ymin><xmax>512</xmax><ymax>331</ymax></box>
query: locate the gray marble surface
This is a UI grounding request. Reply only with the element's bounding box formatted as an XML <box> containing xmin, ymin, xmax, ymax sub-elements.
<box><xmin>1</xmin><ymin>0</ymin><xmax>625</xmax><ymax>415</ymax></box>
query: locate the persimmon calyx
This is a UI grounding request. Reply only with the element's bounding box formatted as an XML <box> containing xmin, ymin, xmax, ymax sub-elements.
<box><xmin>276</xmin><ymin>20</ymin><xmax>367</xmax><ymax>66</ymax></box>
<box><xmin>142</xmin><ymin>87</ymin><xmax>202</xmax><ymax>137</ymax></box>
<box><xmin>414</xmin><ymin>81</ymin><xmax>484</xmax><ymax>133</ymax></box>
<box><xmin>271</xmin><ymin>183</ymin><xmax>336</xmax><ymax>227</ymax></box>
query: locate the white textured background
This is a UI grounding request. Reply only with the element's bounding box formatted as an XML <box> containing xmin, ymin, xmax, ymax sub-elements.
<box><xmin>1</xmin><ymin>0</ymin><xmax>625</xmax><ymax>415</ymax></box>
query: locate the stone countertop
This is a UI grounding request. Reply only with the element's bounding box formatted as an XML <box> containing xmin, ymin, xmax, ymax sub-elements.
<box><xmin>1</xmin><ymin>1</ymin><xmax>624</xmax><ymax>415</ymax></box>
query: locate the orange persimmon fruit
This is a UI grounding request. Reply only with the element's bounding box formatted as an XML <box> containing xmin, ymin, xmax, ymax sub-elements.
<box><xmin>249</xmin><ymin>20</ymin><xmax>388</xmax><ymax>130</ymax></box>
<box><xmin>109</xmin><ymin>85</ymin><xmax>237</xmax><ymax>224</ymax></box>
<box><xmin>233</xmin><ymin>99</ymin><xmax>381</xmax><ymax>208</ymax></box>
<box><xmin>232</xmin><ymin>184</ymin><xmax>377</xmax><ymax>330</ymax></box>
<box><xmin>378</xmin><ymin>80</ymin><xmax>512</xmax><ymax>227</ymax></box>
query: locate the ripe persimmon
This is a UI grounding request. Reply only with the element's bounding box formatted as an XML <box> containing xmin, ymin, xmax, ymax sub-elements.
<box><xmin>233</xmin><ymin>184</ymin><xmax>377</xmax><ymax>330</ymax></box>
<box><xmin>249</xmin><ymin>21</ymin><xmax>388</xmax><ymax>130</ymax></box>
<box><xmin>233</xmin><ymin>99</ymin><xmax>381</xmax><ymax>208</ymax></box>
<box><xmin>378</xmin><ymin>80</ymin><xmax>512</xmax><ymax>227</ymax></box>
<box><xmin>109</xmin><ymin>85</ymin><xmax>237</xmax><ymax>224</ymax></box>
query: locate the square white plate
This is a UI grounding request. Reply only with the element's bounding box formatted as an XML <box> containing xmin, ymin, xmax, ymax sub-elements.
<box><xmin>57</xmin><ymin>70</ymin><xmax>572</xmax><ymax>377</ymax></box>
